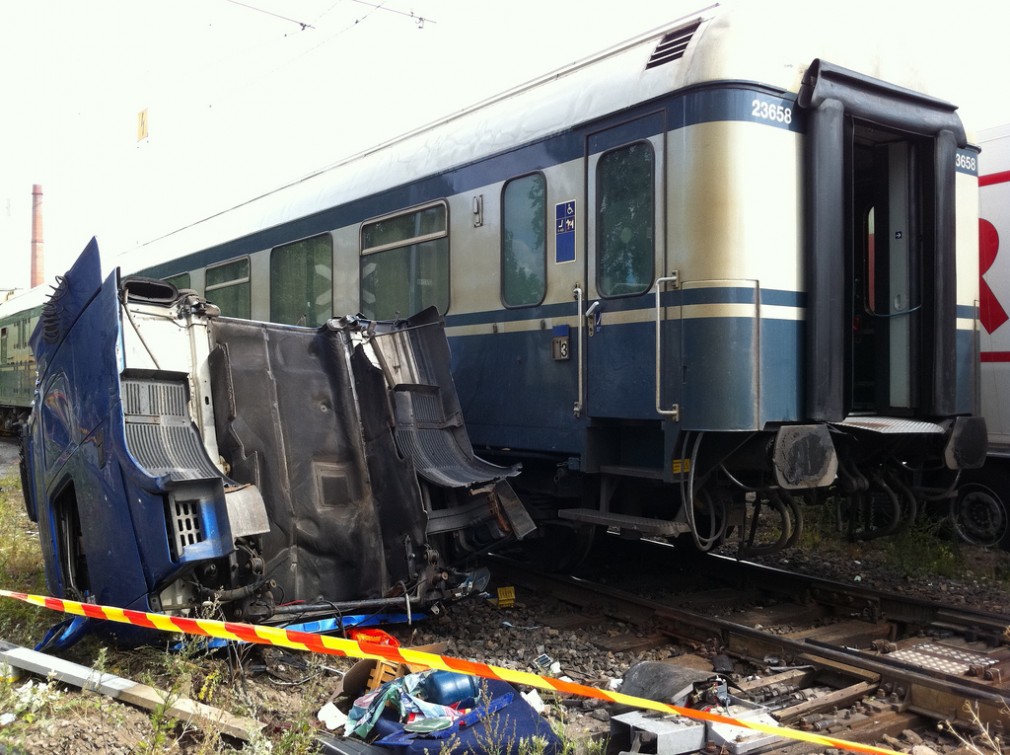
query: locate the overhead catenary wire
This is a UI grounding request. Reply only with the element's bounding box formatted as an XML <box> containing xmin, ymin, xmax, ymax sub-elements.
<box><xmin>222</xmin><ymin>0</ymin><xmax>316</xmax><ymax>30</ymax></box>
<box><xmin>348</xmin><ymin>0</ymin><xmax>436</xmax><ymax>27</ymax></box>
<box><xmin>176</xmin><ymin>0</ymin><xmax>438</xmax><ymax>117</ymax></box>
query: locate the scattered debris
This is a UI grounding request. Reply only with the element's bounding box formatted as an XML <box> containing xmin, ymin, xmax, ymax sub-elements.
<box><xmin>318</xmin><ymin>701</ymin><xmax>349</xmax><ymax>732</ymax></box>
<box><xmin>344</xmin><ymin>669</ymin><xmax>562</xmax><ymax>755</ymax></box>
<box><xmin>496</xmin><ymin>586</ymin><xmax>516</xmax><ymax>608</ymax></box>
<box><xmin>520</xmin><ymin>689</ymin><xmax>545</xmax><ymax>714</ymax></box>
<box><xmin>533</xmin><ymin>653</ymin><xmax>554</xmax><ymax>671</ymax></box>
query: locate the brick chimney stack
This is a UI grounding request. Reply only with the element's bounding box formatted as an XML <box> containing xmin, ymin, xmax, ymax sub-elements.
<box><xmin>31</xmin><ymin>184</ymin><xmax>44</xmax><ymax>287</ymax></box>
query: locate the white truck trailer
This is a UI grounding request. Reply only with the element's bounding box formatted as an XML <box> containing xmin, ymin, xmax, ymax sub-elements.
<box><xmin>959</xmin><ymin>125</ymin><xmax>1010</xmax><ymax>546</ymax></box>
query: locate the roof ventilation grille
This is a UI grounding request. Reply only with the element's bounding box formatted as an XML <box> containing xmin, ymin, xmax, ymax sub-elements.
<box><xmin>646</xmin><ymin>20</ymin><xmax>701</xmax><ymax>69</ymax></box>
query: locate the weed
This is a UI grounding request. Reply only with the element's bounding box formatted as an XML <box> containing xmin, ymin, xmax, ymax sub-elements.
<box><xmin>794</xmin><ymin>491</ymin><xmax>1003</xmax><ymax>583</ymax></box>
<box><xmin>139</xmin><ymin>688</ymin><xmax>184</xmax><ymax>754</ymax></box>
<box><xmin>0</xmin><ymin>677</ymin><xmax>65</xmax><ymax>746</ymax></box>
<box><xmin>133</xmin><ymin>603</ymin><xmax>236</xmax><ymax>753</ymax></box>
<box><xmin>0</xmin><ymin>474</ymin><xmax>50</xmax><ymax>645</ymax></box>
<box><xmin>938</xmin><ymin>701</ymin><xmax>1003</xmax><ymax>754</ymax></box>
<box><xmin>582</xmin><ymin>736</ymin><xmax>608</xmax><ymax>755</ymax></box>
<box><xmin>273</xmin><ymin>675</ymin><xmax>328</xmax><ymax>755</ymax></box>
<box><xmin>547</xmin><ymin>700</ymin><xmax>606</xmax><ymax>755</ymax></box>
<box><xmin>518</xmin><ymin>735</ymin><xmax>553</xmax><ymax>755</ymax></box>
<box><xmin>881</xmin><ymin>519</ymin><xmax>963</xmax><ymax>578</ymax></box>
<box><xmin>990</xmin><ymin>560</ymin><xmax>1010</xmax><ymax>585</ymax></box>
<box><xmin>198</xmin><ymin>666</ymin><xmax>224</xmax><ymax>704</ymax></box>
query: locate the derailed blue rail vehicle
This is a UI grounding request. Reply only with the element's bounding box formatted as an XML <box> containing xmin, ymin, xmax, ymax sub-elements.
<box><xmin>21</xmin><ymin>240</ymin><xmax>532</xmax><ymax>627</ymax></box>
<box><xmin>127</xmin><ymin>5</ymin><xmax>984</xmax><ymax>557</ymax></box>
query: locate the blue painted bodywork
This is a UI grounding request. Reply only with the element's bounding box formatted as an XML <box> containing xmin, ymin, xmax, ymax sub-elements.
<box><xmin>25</xmin><ymin>241</ymin><xmax>181</xmax><ymax>612</ymax></box>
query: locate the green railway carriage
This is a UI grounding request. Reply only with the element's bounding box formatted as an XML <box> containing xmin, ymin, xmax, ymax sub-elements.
<box><xmin>0</xmin><ymin>287</ymin><xmax>45</xmax><ymax>433</ymax></box>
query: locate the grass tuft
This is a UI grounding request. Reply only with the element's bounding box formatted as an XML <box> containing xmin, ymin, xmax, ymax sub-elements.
<box><xmin>0</xmin><ymin>473</ymin><xmax>51</xmax><ymax>645</ymax></box>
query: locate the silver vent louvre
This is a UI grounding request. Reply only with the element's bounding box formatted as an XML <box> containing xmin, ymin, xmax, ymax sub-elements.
<box><xmin>167</xmin><ymin>495</ymin><xmax>206</xmax><ymax>560</ymax></box>
<box><xmin>646</xmin><ymin>20</ymin><xmax>701</xmax><ymax>69</ymax></box>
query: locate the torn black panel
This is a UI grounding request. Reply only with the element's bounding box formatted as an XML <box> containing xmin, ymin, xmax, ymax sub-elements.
<box><xmin>208</xmin><ymin>318</ymin><xmax>418</xmax><ymax>605</ymax></box>
<box><xmin>368</xmin><ymin>307</ymin><xmax>520</xmax><ymax>490</ymax></box>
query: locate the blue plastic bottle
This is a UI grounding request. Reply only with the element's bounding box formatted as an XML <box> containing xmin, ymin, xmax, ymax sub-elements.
<box><xmin>423</xmin><ymin>671</ymin><xmax>480</xmax><ymax>705</ymax></box>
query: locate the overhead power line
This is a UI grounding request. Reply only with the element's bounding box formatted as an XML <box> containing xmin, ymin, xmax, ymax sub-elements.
<box><xmin>223</xmin><ymin>0</ymin><xmax>316</xmax><ymax>30</ymax></box>
<box><xmin>348</xmin><ymin>0</ymin><xmax>435</xmax><ymax>28</ymax></box>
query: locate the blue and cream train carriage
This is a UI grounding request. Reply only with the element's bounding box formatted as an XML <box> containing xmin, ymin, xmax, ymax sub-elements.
<box><xmin>122</xmin><ymin>5</ymin><xmax>985</xmax><ymax>557</ymax></box>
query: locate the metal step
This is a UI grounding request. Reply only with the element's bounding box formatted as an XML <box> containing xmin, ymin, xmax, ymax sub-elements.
<box><xmin>558</xmin><ymin>508</ymin><xmax>688</xmax><ymax>536</ymax></box>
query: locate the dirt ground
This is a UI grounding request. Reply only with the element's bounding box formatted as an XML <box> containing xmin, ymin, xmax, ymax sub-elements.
<box><xmin>0</xmin><ymin>438</ymin><xmax>19</xmax><ymax>478</ymax></box>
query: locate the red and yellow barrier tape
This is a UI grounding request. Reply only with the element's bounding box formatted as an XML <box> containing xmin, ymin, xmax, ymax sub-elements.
<box><xmin>0</xmin><ymin>589</ymin><xmax>903</xmax><ymax>755</ymax></box>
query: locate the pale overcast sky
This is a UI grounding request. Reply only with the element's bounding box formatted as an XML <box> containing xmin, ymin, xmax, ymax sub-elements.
<box><xmin>2</xmin><ymin>0</ymin><xmax>1008</xmax><ymax>291</ymax></box>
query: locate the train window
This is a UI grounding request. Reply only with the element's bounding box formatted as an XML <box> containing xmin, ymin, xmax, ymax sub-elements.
<box><xmin>360</xmin><ymin>202</ymin><xmax>448</xmax><ymax>320</ymax></box>
<box><xmin>163</xmin><ymin>272</ymin><xmax>191</xmax><ymax>291</ymax></box>
<box><xmin>205</xmin><ymin>258</ymin><xmax>251</xmax><ymax>319</ymax></box>
<box><xmin>1</xmin><ymin>328</ymin><xmax>6</xmax><ymax>363</ymax></box>
<box><xmin>270</xmin><ymin>234</ymin><xmax>333</xmax><ymax>326</ymax></box>
<box><xmin>502</xmin><ymin>173</ymin><xmax>546</xmax><ymax>307</ymax></box>
<box><xmin>596</xmin><ymin>141</ymin><xmax>655</xmax><ymax>297</ymax></box>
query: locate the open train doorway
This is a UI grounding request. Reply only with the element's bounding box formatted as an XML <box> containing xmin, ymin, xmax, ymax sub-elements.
<box><xmin>798</xmin><ymin>59</ymin><xmax>984</xmax><ymax>541</ymax></box>
<box><xmin>850</xmin><ymin>129</ymin><xmax>928</xmax><ymax>415</ymax></box>
<box><xmin>800</xmin><ymin>59</ymin><xmax>963</xmax><ymax>423</ymax></box>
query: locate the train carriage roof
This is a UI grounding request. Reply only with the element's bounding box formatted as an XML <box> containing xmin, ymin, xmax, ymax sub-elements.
<box><xmin>0</xmin><ymin>285</ymin><xmax>50</xmax><ymax>321</ymax></box>
<box><xmin>117</xmin><ymin>1</ymin><xmax>963</xmax><ymax>274</ymax></box>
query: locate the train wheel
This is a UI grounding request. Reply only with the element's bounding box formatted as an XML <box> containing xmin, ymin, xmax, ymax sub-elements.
<box><xmin>951</xmin><ymin>475</ymin><xmax>1010</xmax><ymax>548</ymax></box>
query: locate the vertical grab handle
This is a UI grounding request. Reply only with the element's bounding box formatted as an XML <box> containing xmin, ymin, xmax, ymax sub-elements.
<box><xmin>654</xmin><ymin>274</ymin><xmax>680</xmax><ymax>420</ymax></box>
<box><xmin>573</xmin><ymin>284</ymin><xmax>584</xmax><ymax>418</ymax></box>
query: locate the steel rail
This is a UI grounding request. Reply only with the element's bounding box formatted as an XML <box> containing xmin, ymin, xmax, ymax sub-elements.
<box><xmin>486</xmin><ymin>553</ymin><xmax>1010</xmax><ymax>730</ymax></box>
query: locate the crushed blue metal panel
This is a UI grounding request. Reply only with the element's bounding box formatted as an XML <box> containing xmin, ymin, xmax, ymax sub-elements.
<box><xmin>22</xmin><ymin>240</ymin><xmax>532</xmax><ymax>640</ymax></box>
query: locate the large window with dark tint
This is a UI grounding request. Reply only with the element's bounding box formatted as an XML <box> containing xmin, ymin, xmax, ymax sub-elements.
<box><xmin>205</xmin><ymin>258</ymin><xmax>251</xmax><ymax>319</ymax></box>
<box><xmin>597</xmin><ymin>142</ymin><xmax>655</xmax><ymax>297</ymax></box>
<box><xmin>502</xmin><ymin>173</ymin><xmax>546</xmax><ymax>307</ymax></box>
<box><xmin>270</xmin><ymin>234</ymin><xmax>333</xmax><ymax>326</ymax></box>
<box><xmin>360</xmin><ymin>202</ymin><xmax>448</xmax><ymax>320</ymax></box>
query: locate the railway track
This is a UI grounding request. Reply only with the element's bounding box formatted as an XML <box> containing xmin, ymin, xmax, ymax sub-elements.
<box><xmin>486</xmin><ymin>548</ymin><xmax>1010</xmax><ymax>749</ymax></box>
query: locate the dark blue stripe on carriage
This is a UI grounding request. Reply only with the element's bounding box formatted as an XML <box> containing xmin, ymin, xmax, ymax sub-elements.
<box><xmin>140</xmin><ymin>83</ymin><xmax>803</xmax><ymax>279</ymax></box>
<box><xmin>669</xmin><ymin>286</ymin><xmax>806</xmax><ymax>307</ymax></box>
<box><xmin>454</xmin><ymin>310</ymin><xmax>804</xmax><ymax>439</ymax></box>
<box><xmin>443</xmin><ymin>287</ymin><xmax>806</xmax><ymax>330</ymax></box>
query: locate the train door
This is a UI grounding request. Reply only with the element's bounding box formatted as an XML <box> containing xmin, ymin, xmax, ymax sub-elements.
<box><xmin>800</xmin><ymin>60</ymin><xmax>963</xmax><ymax>422</ymax></box>
<box><xmin>583</xmin><ymin>113</ymin><xmax>667</xmax><ymax>421</ymax></box>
